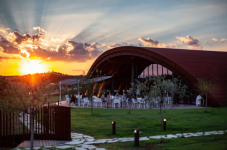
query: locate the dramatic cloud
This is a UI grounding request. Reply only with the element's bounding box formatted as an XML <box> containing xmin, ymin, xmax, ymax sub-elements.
<box><xmin>12</xmin><ymin>31</ymin><xmax>44</xmax><ymax>44</ymax></box>
<box><xmin>221</xmin><ymin>38</ymin><xmax>226</xmax><ymax>42</ymax></box>
<box><xmin>176</xmin><ymin>35</ymin><xmax>202</xmax><ymax>50</ymax></box>
<box><xmin>138</xmin><ymin>37</ymin><xmax>160</xmax><ymax>47</ymax></box>
<box><xmin>138</xmin><ymin>37</ymin><xmax>177</xmax><ymax>48</ymax></box>
<box><xmin>0</xmin><ymin>27</ymin><xmax>102</xmax><ymax>62</ymax></box>
<box><xmin>85</xmin><ymin>42</ymin><xmax>98</xmax><ymax>51</ymax></box>
<box><xmin>212</xmin><ymin>38</ymin><xmax>218</xmax><ymax>42</ymax></box>
<box><xmin>0</xmin><ymin>28</ymin><xmax>11</xmax><ymax>33</ymax></box>
<box><xmin>1</xmin><ymin>45</ymin><xmax>21</xmax><ymax>54</ymax></box>
<box><xmin>0</xmin><ymin>55</ymin><xmax>19</xmax><ymax>61</ymax></box>
<box><xmin>33</xmin><ymin>27</ymin><xmax>46</xmax><ymax>33</ymax></box>
<box><xmin>108</xmin><ymin>43</ymin><xmax>122</xmax><ymax>49</ymax></box>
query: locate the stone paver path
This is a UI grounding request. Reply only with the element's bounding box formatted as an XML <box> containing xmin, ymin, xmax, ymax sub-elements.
<box><xmin>15</xmin><ymin>130</ymin><xmax>227</xmax><ymax>150</ymax></box>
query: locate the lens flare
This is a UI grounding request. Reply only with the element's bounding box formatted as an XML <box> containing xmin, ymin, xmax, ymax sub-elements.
<box><xmin>20</xmin><ymin>59</ymin><xmax>48</xmax><ymax>74</ymax></box>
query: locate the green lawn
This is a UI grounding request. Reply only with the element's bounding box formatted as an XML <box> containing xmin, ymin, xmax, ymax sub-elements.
<box><xmin>70</xmin><ymin>107</ymin><xmax>227</xmax><ymax>149</ymax></box>
<box><xmin>71</xmin><ymin>107</ymin><xmax>227</xmax><ymax>139</ymax></box>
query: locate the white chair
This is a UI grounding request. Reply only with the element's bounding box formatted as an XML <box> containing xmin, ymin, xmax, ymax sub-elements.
<box><xmin>132</xmin><ymin>98</ymin><xmax>138</xmax><ymax>108</ymax></box>
<box><xmin>113</xmin><ymin>97</ymin><xmax>121</xmax><ymax>108</ymax></box>
<box><xmin>137</xmin><ymin>98</ymin><xmax>145</xmax><ymax>109</ymax></box>
<box><xmin>196</xmin><ymin>95</ymin><xmax>203</xmax><ymax>106</ymax></box>
<box><xmin>122</xmin><ymin>95</ymin><xmax>129</xmax><ymax>108</ymax></box>
<box><xmin>82</xmin><ymin>97</ymin><xmax>90</xmax><ymax>107</ymax></box>
<box><xmin>65</xmin><ymin>95</ymin><xmax>70</xmax><ymax>104</ymax></box>
<box><xmin>93</xmin><ymin>96</ymin><xmax>102</xmax><ymax>108</ymax></box>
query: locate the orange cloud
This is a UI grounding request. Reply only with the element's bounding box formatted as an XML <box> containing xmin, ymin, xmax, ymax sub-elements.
<box><xmin>212</xmin><ymin>38</ymin><xmax>218</xmax><ymax>42</ymax></box>
<box><xmin>221</xmin><ymin>38</ymin><xmax>226</xmax><ymax>42</ymax></box>
<box><xmin>138</xmin><ymin>37</ymin><xmax>177</xmax><ymax>48</ymax></box>
<box><xmin>176</xmin><ymin>35</ymin><xmax>202</xmax><ymax>50</ymax></box>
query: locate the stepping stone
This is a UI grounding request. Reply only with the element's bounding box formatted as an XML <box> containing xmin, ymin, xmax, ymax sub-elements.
<box><xmin>55</xmin><ymin>145</ymin><xmax>73</xmax><ymax>149</ymax></box>
<box><xmin>81</xmin><ymin>144</ymin><xmax>97</xmax><ymax>149</ymax></box>
<box><xmin>149</xmin><ymin>135</ymin><xmax>165</xmax><ymax>139</ymax></box>
<box><xmin>96</xmin><ymin>148</ymin><xmax>107</xmax><ymax>150</ymax></box>
<box><xmin>216</xmin><ymin>131</ymin><xmax>224</xmax><ymax>134</ymax></box>
<box><xmin>118</xmin><ymin>137</ymin><xmax>134</xmax><ymax>141</ymax></box>
<box><xmin>86</xmin><ymin>138</ymin><xmax>95</xmax><ymax>142</ymax></box>
<box><xmin>191</xmin><ymin>134</ymin><xmax>200</xmax><ymax>137</ymax></box>
<box><xmin>195</xmin><ymin>132</ymin><xmax>203</xmax><ymax>135</ymax></box>
<box><xmin>183</xmin><ymin>133</ymin><xmax>193</xmax><ymax>136</ymax></box>
<box><xmin>175</xmin><ymin>133</ymin><xmax>183</xmax><ymax>137</ymax></box>
<box><xmin>83</xmin><ymin>142</ymin><xmax>98</xmax><ymax>145</ymax></box>
<box><xmin>107</xmin><ymin>140</ymin><xmax>118</xmax><ymax>143</ymax></box>
<box><xmin>84</xmin><ymin>135</ymin><xmax>94</xmax><ymax>139</ymax></box>
<box><xmin>65</xmin><ymin>139</ymin><xmax>85</xmax><ymax>145</ymax></box>
<box><xmin>166</xmin><ymin>134</ymin><xmax>178</xmax><ymax>138</ymax></box>
<box><xmin>204</xmin><ymin>132</ymin><xmax>212</xmax><ymax>136</ymax></box>
<box><xmin>225</xmin><ymin>130</ymin><xmax>227</xmax><ymax>133</ymax></box>
<box><xmin>75</xmin><ymin>148</ymin><xmax>87</xmax><ymax>150</ymax></box>
<box><xmin>73</xmin><ymin>136</ymin><xmax>84</xmax><ymax>139</ymax></box>
<box><xmin>139</xmin><ymin>137</ymin><xmax>150</xmax><ymax>140</ymax></box>
<box><xmin>93</xmin><ymin>139</ymin><xmax>107</xmax><ymax>143</ymax></box>
<box><xmin>183</xmin><ymin>135</ymin><xmax>192</xmax><ymax>138</ymax></box>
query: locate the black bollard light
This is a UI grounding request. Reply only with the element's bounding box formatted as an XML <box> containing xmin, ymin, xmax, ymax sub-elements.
<box><xmin>58</xmin><ymin>100</ymin><xmax>59</xmax><ymax>106</ymax></box>
<box><xmin>163</xmin><ymin>119</ymin><xmax>166</xmax><ymax>131</ymax></box>
<box><xmin>134</xmin><ymin>129</ymin><xmax>139</xmax><ymax>147</ymax></box>
<box><xmin>112</xmin><ymin>121</ymin><xmax>116</xmax><ymax>134</ymax></box>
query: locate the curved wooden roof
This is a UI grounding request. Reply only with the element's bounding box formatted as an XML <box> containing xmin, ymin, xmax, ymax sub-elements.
<box><xmin>89</xmin><ymin>46</ymin><xmax>227</xmax><ymax>107</ymax></box>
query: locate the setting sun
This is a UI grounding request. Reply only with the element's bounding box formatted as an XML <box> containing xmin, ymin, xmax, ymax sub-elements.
<box><xmin>20</xmin><ymin>59</ymin><xmax>48</xmax><ymax>74</ymax></box>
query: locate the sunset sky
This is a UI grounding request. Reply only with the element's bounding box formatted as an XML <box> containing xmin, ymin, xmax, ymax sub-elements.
<box><xmin>0</xmin><ymin>0</ymin><xmax>227</xmax><ymax>76</ymax></box>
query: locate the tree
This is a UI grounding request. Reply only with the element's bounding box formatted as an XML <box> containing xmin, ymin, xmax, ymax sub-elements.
<box><xmin>197</xmin><ymin>74</ymin><xmax>218</xmax><ymax>110</ymax></box>
<box><xmin>131</xmin><ymin>75</ymin><xmax>187</xmax><ymax>124</ymax></box>
<box><xmin>80</xmin><ymin>70</ymin><xmax>106</xmax><ymax>114</ymax></box>
<box><xmin>0</xmin><ymin>77</ymin><xmax>54</xmax><ymax>150</ymax></box>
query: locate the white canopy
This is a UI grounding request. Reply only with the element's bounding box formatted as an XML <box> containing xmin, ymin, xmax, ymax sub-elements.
<box><xmin>60</xmin><ymin>76</ymin><xmax>112</xmax><ymax>85</ymax></box>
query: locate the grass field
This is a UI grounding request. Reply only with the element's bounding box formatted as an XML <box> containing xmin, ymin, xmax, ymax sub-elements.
<box><xmin>70</xmin><ymin>106</ymin><xmax>227</xmax><ymax>149</ymax></box>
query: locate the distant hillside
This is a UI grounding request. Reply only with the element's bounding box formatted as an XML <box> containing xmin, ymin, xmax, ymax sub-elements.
<box><xmin>1</xmin><ymin>72</ymin><xmax>85</xmax><ymax>84</ymax></box>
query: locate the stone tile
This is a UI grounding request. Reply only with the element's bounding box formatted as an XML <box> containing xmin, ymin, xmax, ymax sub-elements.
<box><xmin>73</xmin><ymin>135</ymin><xmax>84</xmax><ymax>139</ymax></box>
<box><xmin>107</xmin><ymin>140</ymin><xmax>118</xmax><ymax>143</ymax></box>
<box><xmin>84</xmin><ymin>135</ymin><xmax>94</xmax><ymax>139</ymax></box>
<box><xmin>204</xmin><ymin>132</ymin><xmax>212</xmax><ymax>136</ymax></box>
<box><xmin>75</xmin><ymin>148</ymin><xmax>87</xmax><ymax>150</ymax></box>
<box><xmin>139</xmin><ymin>137</ymin><xmax>150</xmax><ymax>140</ymax></box>
<box><xmin>183</xmin><ymin>135</ymin><xmax>192</xmax><ymax>138</ymax></box>
<box><xmin>55</xmin><ymin>145</ymin><xmax>74</xmax><ymax>149</ymax></box>
<box><xmin>81</xmin><ymin>144</ymin><xmax>97</xmax><ymax>149</ymax></box>
<box><xmin>65</xmin><ymin>139</ymin><xmax>85</xmax><ymax>145</ymax></box>
<box><xmin>175</xmin><ymin>133</ymin><xmax>183</xmax><ymax>137</ymax></box>
<box><xmin>149</xmin><ymin>135</ymin><xmax>165</xmax><ymax>139</ymax></box>
<box><xmin>86</xmin><ymin>138</ymin><xmax>95</xmax><ymax>142</ymax></box>
<box><xmin>118</xmin><ymin>137</ymin><xmax>134</xmax><ymax>141</ymax></box>
<box><xmin>95</xmin><ymin>148</ymin><xmax>107</xmax><ymax>150</ymax></box>
<box><xmin>183</xmin><ymin>133</ymin><xmax>193</xmax><ymax>136</ymax></box>
<box><xmin>93</xmin><ymin>139</ymin><xmax>107</xmax><ymax>143</ymax></box>
<box><xmin>83</xmin><ymin>142</ymin><xmax>98</xmax><ymax>145</ymax></box>
<box><xmin>166</xmin><ymin>134</ymin><xmax>178</xmax><ymax>138</ymax></box>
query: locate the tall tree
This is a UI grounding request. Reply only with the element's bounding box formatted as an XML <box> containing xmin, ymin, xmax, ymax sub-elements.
<box><xmin>197</xmin><ymin>74</ymin><xmax>218</xmax><ymax>110</ymax></box>
<box><xmin>131</xmin><ymin>75</ymin><xmax>187</xmax><ymax>124</ymax></box>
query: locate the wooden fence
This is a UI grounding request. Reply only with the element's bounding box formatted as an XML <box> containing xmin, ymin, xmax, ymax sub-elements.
<box><xmin>0</xmin><ymin>106</ymin><xmax>71</xmax><ymax>148</ymax></box>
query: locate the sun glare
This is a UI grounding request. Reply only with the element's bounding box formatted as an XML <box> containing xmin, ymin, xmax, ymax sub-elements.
<box><xmin>20</xmin><ymin>59</ymin><xmax>47</xmax><ymax>74</ymax></box>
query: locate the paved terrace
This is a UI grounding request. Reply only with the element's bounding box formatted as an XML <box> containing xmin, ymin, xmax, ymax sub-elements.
<box><xmin>56</xmin><ymin>100</ymin><xmax>205</xmax><ymax>109</ymax></box>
